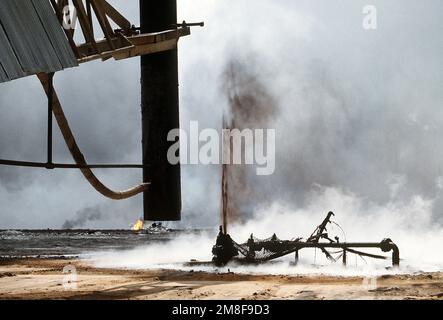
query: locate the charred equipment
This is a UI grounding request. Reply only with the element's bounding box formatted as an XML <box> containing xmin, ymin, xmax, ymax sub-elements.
<box><xmin>212</xmin><ymin>211</ymin><xmax>400</xmax><ymax>268</ymax></box>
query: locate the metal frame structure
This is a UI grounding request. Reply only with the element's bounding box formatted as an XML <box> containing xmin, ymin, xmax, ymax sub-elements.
<box><xmin>50</xmin><ymin>0</ymin><xmax>199</xmax><ymax>63</ymax></box>
<box><xmin>0</xmin><ymin>0</ymin><xmax>202</xmax><ymax>202</ymax></box>
<box><xmin>0</xmin><ymin>0</ymin><xmax>201</xmax><ymax>171</ymax></box>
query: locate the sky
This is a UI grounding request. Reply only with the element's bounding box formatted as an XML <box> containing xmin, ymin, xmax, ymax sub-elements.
<box><xmin>0</xmin><ymin>0</ymin><xmax>442</xmax><ymax>229</ymax></box>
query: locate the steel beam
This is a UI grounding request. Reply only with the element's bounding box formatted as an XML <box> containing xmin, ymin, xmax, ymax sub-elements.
<box><xmin>140</xmin><ymin>0</ymin><xmax>181</xmax><ymax>221</ymax></box>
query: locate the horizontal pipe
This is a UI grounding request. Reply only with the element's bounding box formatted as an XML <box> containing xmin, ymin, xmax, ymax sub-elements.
<box><xmin>251</xmin><ymin>241</ymin><xmax>390</xmax><ymax>251</ymax></box>
<box><xmin>296</xmin><ymin>242</ymin><xmax>385</xmax><ymax>248</ymax></box>
<box><xmin>0</xmin><ymin>159</ymin><xmax>147</xmax><ymax>169</ymax></box>
<box><xmin>345</xmin><ymin>248</ymin><xmax>387</xmax><ymax>260</ymax></box>
<box><xmin>247</xmin><ymin>241</ymin><xmax>399</xmax><ymax>266</ymax></box>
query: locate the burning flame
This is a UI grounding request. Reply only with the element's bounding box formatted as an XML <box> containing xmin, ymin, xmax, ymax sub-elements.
<box><xmin>132</xmin><ymin>219</ymin><xmax>144</xmax><ymax>232</ymax></box>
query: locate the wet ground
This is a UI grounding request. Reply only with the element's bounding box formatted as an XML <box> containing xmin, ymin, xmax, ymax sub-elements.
<box><xmin>0</xmin><ymin>229</ymin><xmax>205</xmax><ymax>258</ymax></box>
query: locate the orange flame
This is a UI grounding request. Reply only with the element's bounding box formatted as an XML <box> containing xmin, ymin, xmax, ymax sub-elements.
<box><xmin>132</xmin><ymin>219</ymin><xmax>144</xmax><ymax>232</ymax></box>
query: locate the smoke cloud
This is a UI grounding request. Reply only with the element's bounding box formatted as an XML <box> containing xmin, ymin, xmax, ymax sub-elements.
<box><xmin>62</xmin><ymin>205</ymin><xmax>103</xmax><ymax>229</ymax></box>
<box><xmin>179</xmin><ymin>0</ymin><xmax>443</xmax><ymax>229</ymax></box>
<box><xmin>221</xmin><ymin>57</ymin><xmax>280</xmax><ymax>225</ymax></box>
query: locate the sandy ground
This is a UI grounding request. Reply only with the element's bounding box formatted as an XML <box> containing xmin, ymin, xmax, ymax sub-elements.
<box><xmin>0</xmin><ymin>258</ymin><xmax>443</xmax><ymax>300</ymax></box>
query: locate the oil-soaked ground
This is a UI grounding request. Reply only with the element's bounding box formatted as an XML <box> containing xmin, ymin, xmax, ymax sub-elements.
<box><xmin>0</xmin><ymin>229</ymin><xmax>206</xmax><ymax>258</ymax></box>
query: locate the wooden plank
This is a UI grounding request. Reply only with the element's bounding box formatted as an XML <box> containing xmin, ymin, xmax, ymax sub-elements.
<box><xmin>72</xmin><ymin>0</ymin><xmax>98</xmax><ymax>53</ymax></box>
<box><xmin>0</xmin><ymin>22</ymin><xmax>25</xmax><ymax>81</ymax></box>
<box><xmin>113</xmin><ymin>28</ymin><xmax>190</xmax><ymax>60</ymax></box>
<box><xmin>75</xmin><ymin>28</ymin><xmax>190</xmax><ymax>63</ymax></box>
<box><xmin>57</xmin><ymin>0</ymin><xmax>68</xmax><ymax>10</ymax></box>
<box><xmin>56</xmin><ymin>0</ymin><xmax>75</xmax><ymax>39</ymax></box>
<box><xmin>128</xmin><ymin>27</ymin><xmax>190</xmax><ymax>46</ymax></box>
<box><xmin>86</xmin><ymin>0</ymin><xmax>94</xmax><ymax>35</ymax></box>
<box><xmin>52</xmin><ymin>0</ymin><xmax>63</xmax><ymax>22</ymax></box>
<box><xmin>101</xmin><ymin>0</ymin><xmax>131</xmax><ymax>31</ymax></box>
<box><xmin>49</xmin><ymin>0</ymin><xmax>80</xmax><ymax>59</ymax></box>
<box><xmin>113</xmin><ymin>39</ymin><xmax>178</xmax><ymax>60</ymax></box>
<box><xmin>90</xmin><ymin>0</ymin><xmax>115</xmax><ymax>50</ymax></box>
<box><xmin>76</xmin><ymin>36</ymin><xmax>127</xmax><ymax>56</ymax></box>
<box><xmin>31</xmin><ymin>0</ymin><xmax>78</xmax><ymax>69</ymax></box>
